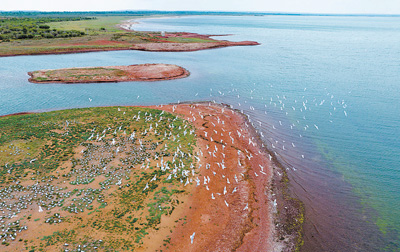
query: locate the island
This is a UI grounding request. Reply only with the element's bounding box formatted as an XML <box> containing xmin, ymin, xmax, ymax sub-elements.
<box><xmin>28</xmin><ymin>64</ymin><xmax>190</xmax><ymax>83</ymax></box>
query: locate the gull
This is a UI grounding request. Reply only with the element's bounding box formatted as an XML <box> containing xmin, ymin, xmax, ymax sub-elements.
<box><xmin>243</xmin><ymin>203</ymin><xmax>248</xmax><ymax>210</ymax></box>
<box><xmin>190</xmin><ymin>232</ymin><xmax>195</xmax><ymax>244</ymax></box>
<box><xmin>38</xmin><ymin>206</ymin><xmax>43</xmax><ymax>212</ymax></box>
<box><xmin>314</xmin><ymin>124</ymin><xmax>319</xmax><ymax>130</ymax></box>
<box><xmin>88</xmin><ymin>98</ymin><xmax>92</xmax><ymax>102</ymax></box>
<box><xmin>232</xmin><ymin>187</ymin><xmax>237</xmax><ymax>193</ymax></box>
<box><xmin>224</xmin><ymin>186</ymin><xmax>227</xmax><ymax>195</ymax></box>
<box><xmin>211</xmin><ymin>193</ymin><xmax>215</xmax><ymax>199</ymax></box>
<box><xmin>224</xmin><ymin>200</ymin><xmax>229</xmax><ymax>207</ymax></box>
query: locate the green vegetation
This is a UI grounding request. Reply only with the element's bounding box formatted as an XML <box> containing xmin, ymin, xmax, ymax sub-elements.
<box><xmin>0</xmin><ymin>106</ymin><xmax>197</xmax><ymax>250</ymax></box>
<box><xmin>0</xmin><ymin>12</ymin><xmax>218</xmax><ymax>57</ymax></box>
<box><xmin>47</xmin><ymin>16</ymin><xmax>133</xmax><ymax>33</ymax></box>
<box><xmin>0</xmin><ymin>17</ymin><xmax>90</xmax><ymax>42</ymax></box>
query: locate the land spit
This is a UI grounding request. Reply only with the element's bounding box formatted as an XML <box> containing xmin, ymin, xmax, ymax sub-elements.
<box><xmin>0</xmin><ymin>32</ymin><xmax>259</xmax><ymax>57</ymax></box>
<box><xmin>28</xmin><ymin>64</ymin><xmax>190</xmax><ymax>84</ymax></box>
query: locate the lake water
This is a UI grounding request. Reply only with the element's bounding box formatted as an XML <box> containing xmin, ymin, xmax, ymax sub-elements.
<box><xmin>1</xmin><ymin>15</ymin><xmax>399</xmax><ymax>251</ymax></box>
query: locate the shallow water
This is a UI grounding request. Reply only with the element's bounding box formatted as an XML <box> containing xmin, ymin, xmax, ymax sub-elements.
<box><xmin>1</xmin><ymin>15</ymin><xmax>400</xmax><ymax>251</ymax></box>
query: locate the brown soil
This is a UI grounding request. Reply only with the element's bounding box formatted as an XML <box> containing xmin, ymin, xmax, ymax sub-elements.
<box><xmin>144</xmin><ymin>103</ymin><xmax>278</xmax><ymax>251</ymax></box>
<box><xmin>28</xmin><ymin>63</ymin><xmax>190</xmax><ymax>84</ymax></box>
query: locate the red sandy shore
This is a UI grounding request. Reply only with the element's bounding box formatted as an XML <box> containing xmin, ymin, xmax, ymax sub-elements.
<box><xmin>144</xmin><ymin>103</ymin><xmax>279</xmax><ymax>251</ymax></box>
<box><xmin>129</xmin><ymin>41</ymin><xmax>259</xmax><ymax>52</ymax></box>
<box><xmin>0</xmin><ymin>112</ymin><xmax>32</xmax><ymax>118</ymax></box>
<box><xmin>27</xmin><ymin>64</ymin><xmax>190</xmax><ymax>84</ymax></box>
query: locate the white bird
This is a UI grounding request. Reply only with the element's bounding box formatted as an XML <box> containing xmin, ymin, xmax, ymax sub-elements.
<box><xmin>190</xmin><ymin>232</ymin><xmax>195</xmax><ymax>244</ymax></box>
<box><xmin>224</xmin><ymin>200</ymin><xmax>229</xmax><ymax>207</ymax></box>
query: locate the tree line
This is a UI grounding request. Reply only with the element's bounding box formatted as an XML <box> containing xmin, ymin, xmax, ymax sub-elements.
<box><xmin>0</xmin><ymin>17</ymin><xmax>93</xmax><ymax>42</ymax></box>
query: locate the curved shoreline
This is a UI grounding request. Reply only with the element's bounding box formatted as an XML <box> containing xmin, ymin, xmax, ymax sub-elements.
<box><xmin>27</xmin><ymin>64</ymin><xmax>190</xmax><ymax>84</ymax></box>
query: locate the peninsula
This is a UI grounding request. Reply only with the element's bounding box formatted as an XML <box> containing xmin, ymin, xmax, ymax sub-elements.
<box><xmin>0</xmin><ymin>103</ymin><xmax>302</xmax><ymax>251</ymax></box>
<box><xmin>0</xmin><ymin>14</ymin><xmax>260</xmax><ymax>57</ymax></box>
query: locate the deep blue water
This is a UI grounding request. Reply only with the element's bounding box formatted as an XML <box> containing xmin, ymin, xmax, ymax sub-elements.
<box><xmin>1</xmin><ymin>15</ymin><xmax>400</xmax><ymax>251</ymax></box>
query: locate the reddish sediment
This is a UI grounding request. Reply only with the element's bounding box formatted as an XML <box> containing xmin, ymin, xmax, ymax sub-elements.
<box><xmin>129</xmin><ymin>41</ymin><xmax>259</xmax><ymax>52</ymax></box>
<box><xmin>28</xmin><ymin>63</ymin><xmax>190</xmax><ymax>84</ymax></box>
<box><xmin>141</xmin><ymin>103</ymin><xmax>278</xmax><ymax>251</ymax></box>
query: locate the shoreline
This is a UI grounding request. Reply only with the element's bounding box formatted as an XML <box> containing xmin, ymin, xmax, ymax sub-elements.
<box><xmin>0</xmin><ymin>102</ymin><xmax>303</xmax><ymax>251</ymax></box>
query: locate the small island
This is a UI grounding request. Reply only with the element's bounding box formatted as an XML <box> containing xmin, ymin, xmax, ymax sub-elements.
<box><xmin>28</xmin><ymin>63</ymin><xmax>190</xmax><ymax>83</ymax></box>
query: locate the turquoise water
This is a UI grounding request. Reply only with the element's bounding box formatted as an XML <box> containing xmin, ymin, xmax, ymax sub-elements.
<box><xmin>1</xmin><ymin>15</ymin><xmax>400</xmax><ymax>251</ymax></box>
